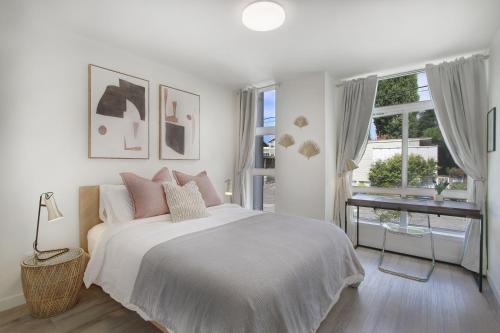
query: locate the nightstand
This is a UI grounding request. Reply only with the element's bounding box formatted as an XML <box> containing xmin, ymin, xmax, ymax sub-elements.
<box><xmin>21</xmin><ymin>248</ymin><xmax>89</xmax><ymax>318</ymax></box>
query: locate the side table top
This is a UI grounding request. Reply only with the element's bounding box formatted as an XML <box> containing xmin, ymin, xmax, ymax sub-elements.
<box><xmin>22</xmin><ymin>248</ymin><xmax>83</xmax><ymax>267</ymax></box>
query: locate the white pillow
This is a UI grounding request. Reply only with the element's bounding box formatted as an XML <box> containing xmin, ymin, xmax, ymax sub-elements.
<box><xmin>102</xmin><ymin>187</ymin><xmax>135</xmax><ymax>224</ymax></box>
<box><xmin>163</xmin><ymin>181</ymin><xmax>209</xmax><ymax>222</ymax></box>
<box><xmin>99</xmin><ymin>185</ymin><xmax>126</xmax><ymax>222</ymax></box>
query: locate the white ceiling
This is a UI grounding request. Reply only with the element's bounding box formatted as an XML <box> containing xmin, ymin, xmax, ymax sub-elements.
<box><xmin>10</xmin><ymin>0</ymin><xmax>500</xmax><ymax>87</ymax></box>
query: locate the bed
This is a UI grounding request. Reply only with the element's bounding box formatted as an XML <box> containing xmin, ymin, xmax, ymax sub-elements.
<box><xmin>79</xmin><ymin>186</ymin><xmax>364</xmax><ymax>333</ymax></box>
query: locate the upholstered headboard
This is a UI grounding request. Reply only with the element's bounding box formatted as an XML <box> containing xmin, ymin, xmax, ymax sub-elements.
<box><xmin>79</xmin><ymin>186</ymin><xmax>101</xmax><ymax>253</ymax></box>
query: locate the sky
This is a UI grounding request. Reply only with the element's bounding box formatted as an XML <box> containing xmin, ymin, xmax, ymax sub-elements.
<box><xmin>263</xmin><ymin>90</ymin><xmax>276</xmax><ymax>144</ymax></box>
<box><xmin>263</xmin><ymin>90</ymin><xmax>276</xmax><ymax>127</ymax></box>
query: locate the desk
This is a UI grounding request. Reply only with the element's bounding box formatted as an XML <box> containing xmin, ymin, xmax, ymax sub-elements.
<box><xmin>345</xmin><ymin>194</ymin><xmax>484</xmax><ymax>291</ymax></box>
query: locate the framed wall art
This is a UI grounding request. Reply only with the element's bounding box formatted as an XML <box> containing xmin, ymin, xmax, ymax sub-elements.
<box><xmin>88</xmin><ymin>64</ymin><xmax>149</xmax><ymax>159</ymax></box>
<box><xmin>159</xmin><ymin>84</ymin><xmax>200</xmax><ymax>160</ymax></box>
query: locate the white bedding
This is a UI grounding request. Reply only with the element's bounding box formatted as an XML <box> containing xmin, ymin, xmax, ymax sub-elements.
<box><xmin>87</xmin><ymin>223</ymin><xmax>107</xmax><ymax>255</ymax></box>
<box><xmin>84</xmin><ymin>204</ymin><xmax>262</xmax><ymax>320</ymax></box>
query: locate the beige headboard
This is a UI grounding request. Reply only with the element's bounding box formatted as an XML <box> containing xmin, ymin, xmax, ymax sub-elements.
<box><xmin>79</xmin><ymin>186</ymin><xmax>101</xmax><ymax>253</ymax></box>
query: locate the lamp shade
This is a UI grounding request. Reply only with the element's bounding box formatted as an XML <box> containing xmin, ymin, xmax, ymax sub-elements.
<box><xmin>344</xmin><ymin>159</ymin><xmax>359</xmax><ymax>172</ymax></box>
<box><xmin>224</xmin><ymin>179</ymin><xmax>233</xmax><ymax>196</ymax></box>
<box><xmin>43</xmin><ymin>193</ymin><xmax>63</xmax><ymax>222</ymax></box>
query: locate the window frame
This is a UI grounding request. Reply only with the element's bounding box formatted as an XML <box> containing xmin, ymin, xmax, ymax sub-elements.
<box><xmin>353</xmin><ymin>90</ymin><xmax>468</xmax><ymax>202</ymax></box>
<box><xmin>252</xmin><ymin>86</ymin><xmax>276</xmax><ymax>210</ymax></box>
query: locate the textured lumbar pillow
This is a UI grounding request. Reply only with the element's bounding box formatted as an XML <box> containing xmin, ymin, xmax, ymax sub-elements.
<box><xmin>163</xmin><ymin>181</ymin><xmax>209</xmax><ymax>222</ymax></box>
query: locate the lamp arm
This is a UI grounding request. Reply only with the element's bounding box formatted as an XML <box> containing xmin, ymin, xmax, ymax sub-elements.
<box><xmin>33</xmin><ymin>193</ymin><xmax>44</xmax><ymax>252</ymax></box>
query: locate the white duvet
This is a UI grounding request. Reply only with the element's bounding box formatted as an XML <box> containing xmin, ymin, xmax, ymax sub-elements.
<box><xmin>84</xmin><ymin>204</ymin><xmax>262</xmax><ymax>319</ymax></box>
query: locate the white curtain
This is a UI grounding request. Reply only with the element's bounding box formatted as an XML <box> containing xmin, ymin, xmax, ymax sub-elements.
<box><xmin>333</xmin><ymin>75</ymin><xmax>378</xmax><ymax>243</ymax></box>
<box><xmin>233</xmin><ymin>88</ymin><xmax>256</xmax><ymax>208</ymax></box>
<box><xmin>425</xmin><ymin>55</ymin><xmax>488</xmax><ymax>273</ymax></box>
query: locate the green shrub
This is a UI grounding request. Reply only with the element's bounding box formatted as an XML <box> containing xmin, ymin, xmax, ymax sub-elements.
<box><xmin>368</xmin><ymin>154</ymin><xmax>437</xmax><ymax>187</ymax></box>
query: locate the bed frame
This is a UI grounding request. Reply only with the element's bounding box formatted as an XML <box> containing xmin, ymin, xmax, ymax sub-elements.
<box><xmin>78</xmin><ymin>186</ymin><xmax>169</xmax><ymax>333</ymax></box>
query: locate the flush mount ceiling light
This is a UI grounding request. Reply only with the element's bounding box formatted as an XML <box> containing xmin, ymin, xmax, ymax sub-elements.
<box><xmin>242</xmin><ymin>1</ymin><xmax>285</xmax><ymax>31</ymax></box>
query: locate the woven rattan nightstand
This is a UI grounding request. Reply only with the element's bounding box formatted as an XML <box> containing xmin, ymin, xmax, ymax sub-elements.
<box><xmin>21</xmin><ymin>248</ymin><xmax>89</xmax><ymax>318</ymax></box>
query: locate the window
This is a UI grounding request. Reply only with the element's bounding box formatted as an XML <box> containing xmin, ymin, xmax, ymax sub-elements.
<box><xmin>253</xmin><ymin>88</ymin><xmax>276</xmax><ymax>212</ymax></box>
<box><xmin>352</xmin><ymin>73</ymin><xmax>467</xmax><ymax>232</ymax></box>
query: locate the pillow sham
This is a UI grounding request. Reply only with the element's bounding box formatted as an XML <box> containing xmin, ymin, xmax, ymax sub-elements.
<box><xmin>120</xmin><ymin>167</ymin><xmax>172</xmax><ymax>219</ymax></box>
<box><xmin>172</xmin><ymin>170</ymin><xmax>222</xmax><ymax>207</ymax></box>
<box><xmin>102</xmin><ymin>187</ymin><xmax>135</xmax><ymax>224</ymax></box>
<box><xmin>99</xmin><ymin>184</ymin><xmax>126</xmax><ymax>223</ymax></box>
<box><xmin>163</xmin><ymin>181</ymin><xmax>209</xmax><ymax>222</ymax></box>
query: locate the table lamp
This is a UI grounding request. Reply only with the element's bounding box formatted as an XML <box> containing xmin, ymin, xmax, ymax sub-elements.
<box><xmin>33</xmin><ymin>192</ymin><xmax>68</xmax><ymax>261</ymax></box>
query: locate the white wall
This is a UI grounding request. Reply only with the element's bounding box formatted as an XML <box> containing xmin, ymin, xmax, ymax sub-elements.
<box><xmin>0</xmin><ymin>13</ymin><xmax>236</xmax><ymax>310</ymax></box>
<box><xmin>275</xmin><ymin>72</ymin><xmax>338</xmax><ymax>220</ymax></box>
<box><xmin>487</xmin><ymin>28</ymin><xmax>500</xmax><ymax>302</ymax></box>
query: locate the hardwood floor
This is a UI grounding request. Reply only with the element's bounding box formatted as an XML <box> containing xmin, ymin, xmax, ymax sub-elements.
<box><xmin>1</xmin><ymin>248</ymin><xmax>499</xmax><ymax>333</ymax></box>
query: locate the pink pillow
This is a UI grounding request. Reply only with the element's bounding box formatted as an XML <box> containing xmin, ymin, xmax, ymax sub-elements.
<box><xmin>120</xmin><ymin>167</ymin><xmax>172</xmax><ymax>219</ymax></box>
<box><xmin>172</xmin><ymin>170</ymin><xmax>222</xmax><ymax>207</ymax></box>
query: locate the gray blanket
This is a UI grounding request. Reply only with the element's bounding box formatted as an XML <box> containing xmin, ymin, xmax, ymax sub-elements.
<box><xmin>130</xmin><ymin>213</ymin><xmax>364</xmax><ymax>333</ymax></box>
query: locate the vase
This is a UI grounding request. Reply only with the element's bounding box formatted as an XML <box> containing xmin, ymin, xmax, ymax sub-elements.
<box><xmin>433</xmin><ymin>194</ymin><xmax>444</xmax><ymax>201</ymax></box>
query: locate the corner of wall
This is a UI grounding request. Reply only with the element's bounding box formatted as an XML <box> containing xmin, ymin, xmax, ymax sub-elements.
<box><xmin>324</xmin><ymin>73</ymin><xmax>338</xmax><ymax>221</ymax></box>
<box><xmin>487</xmin><ymin>26</ymin><xmax>500</xmax><ymax>305</ymax></box>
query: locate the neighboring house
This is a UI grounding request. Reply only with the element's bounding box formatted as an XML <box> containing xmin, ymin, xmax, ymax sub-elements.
<box><xmin>353</xmin><ymin>138</ymin><xmax>438</xmax><ymax>186</ymax></box>
<box><xmin>263</xmin><ymin>138</ymin><xmax>275</xmax><ymax>157</ymax></box>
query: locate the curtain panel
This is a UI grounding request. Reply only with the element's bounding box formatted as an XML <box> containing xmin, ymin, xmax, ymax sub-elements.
<box><xmin>425</xmin><ymin>55</ymin><xmax>488</xmax><ymax>273</ymax></box>
<box><xmin>233</xmin><ymin>88</ymin><xmax>257</xmax><ymax>208</ymax></box>
<box><xmin>333</xmin><ymin>75</ymin><xmax>378</xmax><ymax>243</ymax></box>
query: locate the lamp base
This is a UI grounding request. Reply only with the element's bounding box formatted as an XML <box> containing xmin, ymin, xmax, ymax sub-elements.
<box><xmin>35</xmin><ymin>248</ymin><xmax>69</xmax><ymax>262</ymax></box>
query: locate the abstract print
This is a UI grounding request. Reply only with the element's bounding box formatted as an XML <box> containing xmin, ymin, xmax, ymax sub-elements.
<box><xmin>159</xmin><ymin>85</ymin><xmax>200</xmax><ymax>160</ymax></box>
<box><xmin>89</xmin><ymin>65</ymin><xmax>149</xmax><ymax>158</ymax></box>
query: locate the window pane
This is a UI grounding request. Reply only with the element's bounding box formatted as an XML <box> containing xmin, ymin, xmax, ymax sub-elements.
<box><xmin>353</xmin><ymin>114</ymin><xmax>402</xmax><ymax>187</ymax></box>
<box><xmin>263</xmin><ymin>176</ymin><xmax>275</xmax><ymax>212</ymax></box>
<box><xmin>253</xmin><ymin>175</ymin><xmax>275</xmax><ymax>212</ymax></box>
<box><xmin>406</xmin><ymin>196</ymin><xmax>468</xmax><ymax>232</ymax></box>
<box><xmin>255</xmin><ymin>135</ymin><xmax>275</xmax><ymax>168</ymax></box>
<box><xmin>353</xmin><ymin>194</ymin><xmax>401</xmax><ymax>223</ymax></box>
<box><xmin>263</xmin><ymin>90</ymin><xmax>275</xmax><ymax>127</ymax></box>
<box><xmin>408</xmin><ymin>110</ymin><xmax>467</xmax><ymax>190</ymax></box>
<box><xmin>375</xmin><ymin>73</ymin><xmax>430</xmax><ymax>107</ymax></box>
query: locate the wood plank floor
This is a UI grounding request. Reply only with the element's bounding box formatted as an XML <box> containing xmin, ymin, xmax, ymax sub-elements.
<box><xmin>1</xmin><ymin>248</ymin><xmax>499</xmax><ymax>333</ymax></box>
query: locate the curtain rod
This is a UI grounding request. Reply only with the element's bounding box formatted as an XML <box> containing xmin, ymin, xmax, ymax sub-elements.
<box><xmin>236</xmin><ymin>82</ymin><xmax>280</xmax><ymax>95</ymax></box>
<box><xmin>255</xmin><ymin>82</ymin><xmax>280</xmax><ymax>90</ymax></box>
<box><xmin>335</xmin><ymin>54</ymin><xmax>490</xmax><ymax>87</ymax></box>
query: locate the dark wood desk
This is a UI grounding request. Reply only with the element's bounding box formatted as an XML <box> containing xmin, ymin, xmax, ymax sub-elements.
<box><xmin>345</xmin><ymin>194</ymin><xmax>484</xmax><ymax>291</ymax></box>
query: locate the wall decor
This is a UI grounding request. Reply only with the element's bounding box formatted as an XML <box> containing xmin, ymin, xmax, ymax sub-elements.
<box><xmin>488</xmin><ymin>107</ymin><xmax>496</xmax><ymax>152</ymax></box>
<box><xmin>294</xmin><ymin>116</ymin><xmax>308</xmax><ymax>128</ymax></box>
<box><xmin>88</xmin><ymin>64</ymin><xmax>149</xmax><ymax>159</ymax></box>
<box><xmin>298</xmin><ymin>140</ymin><xmax>320</xmax><ymax>159</ymax></box>
<box><xmin>277</xmin><ymin>134</ymin><xmax>295</xmax><ymax>148</ymax></box>
<box><xmin>159</xmin><ymin>85</ymin><xmax>200</xmax><ymax>160</ymax></box>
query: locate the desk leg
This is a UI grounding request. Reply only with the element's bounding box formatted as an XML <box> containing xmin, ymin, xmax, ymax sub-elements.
<box><xmin>479</xmin><ymin>216</ymin><xmax>483</xmax><ymax>292</ymax></box>
<box><xmin>356</xmin><ymin>206</ymin><xmax>360</xmax><ymax>248</ymax></box>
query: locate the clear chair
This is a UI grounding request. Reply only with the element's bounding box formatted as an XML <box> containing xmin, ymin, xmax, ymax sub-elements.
<box><xmin>377</xmin><ymin>210</ymin><xmax>436</xmax><ymax>282</ymax></box>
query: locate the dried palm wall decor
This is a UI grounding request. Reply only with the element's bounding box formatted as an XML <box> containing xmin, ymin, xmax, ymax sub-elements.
<box><xmin>298</xmin><ymin>140</ymin><xmax>320</xmax><ymax>159</ymax></box>
<box><xmin>294</xmin><ymin>116</ymin><xmax>308</xmax><ymax>128</ymax></box>
<box><xmin>278</xmin><ymin>134</ymin><xmax>295</xmax><ymax>148</ymax></box>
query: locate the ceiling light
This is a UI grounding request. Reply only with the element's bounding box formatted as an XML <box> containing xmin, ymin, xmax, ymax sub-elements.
<box><xmin>242</xmin><ymin>1</ymin><xmax>285</xmax><ymax>32</ymax></box>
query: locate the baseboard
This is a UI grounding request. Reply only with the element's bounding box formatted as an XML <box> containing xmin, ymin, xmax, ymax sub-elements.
<box><xmin>487</xmin><ymin>272</ymin><xmax>500</xmax><ymax>306</ymax></box>
<box><xmin>0</xmin><ymin>293</ymin><xmax>25</xmax><ymax>312</ymax></box>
